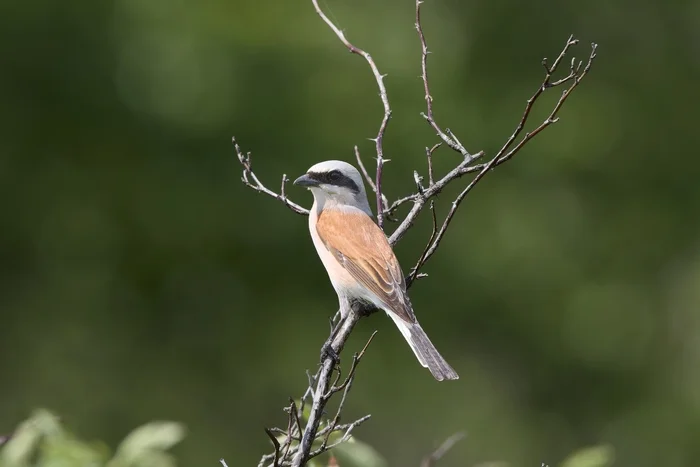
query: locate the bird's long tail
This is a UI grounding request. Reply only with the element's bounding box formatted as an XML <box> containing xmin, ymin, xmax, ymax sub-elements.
<box><xmin>388</xmin><ymin>314</ymin><xmax>459</xmax><ymax>381</ymax></box>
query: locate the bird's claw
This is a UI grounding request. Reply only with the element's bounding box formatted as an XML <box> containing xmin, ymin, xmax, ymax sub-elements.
<box><xmin>320</xmin><ymin>341</ymin><xmax>340</xmax><ymax>366</ymax></box>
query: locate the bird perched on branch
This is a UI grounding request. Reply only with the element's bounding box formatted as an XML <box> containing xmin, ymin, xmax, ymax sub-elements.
<box><xmin>294</xmin><ymin>160</ymin><xmax>458</xmax><ymax>381</ymax></box>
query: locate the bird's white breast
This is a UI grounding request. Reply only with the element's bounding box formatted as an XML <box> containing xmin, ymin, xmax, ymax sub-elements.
<box><xmin>308</xmin><ymin>204</ymin><xmax>368</xmax><ymax>302</ymax></box>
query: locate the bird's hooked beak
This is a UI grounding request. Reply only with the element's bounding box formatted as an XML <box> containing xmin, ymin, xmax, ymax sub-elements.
<box><xmin>293</xmin><ymin>173</ymin><xmax>319</xmax><ymax>187</ymax></box>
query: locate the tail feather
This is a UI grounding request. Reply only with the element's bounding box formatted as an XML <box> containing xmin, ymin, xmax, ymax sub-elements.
<box><xmin>388</xmin><ymin>314</ymin><xmax>459</xmax><ymax>381</ymax></box>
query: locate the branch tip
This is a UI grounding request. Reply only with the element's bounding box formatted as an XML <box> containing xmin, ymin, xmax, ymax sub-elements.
<box><xmin>421</xmin><ymin>431</ymin><xmax>467</xmax><ymax>467</ymax></box>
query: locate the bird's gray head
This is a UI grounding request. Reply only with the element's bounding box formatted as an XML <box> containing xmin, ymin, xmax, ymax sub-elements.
<box><xmin>293</xmin><ymin>160</ymin><xmax>372</xmax><ymax>215</ymax></box>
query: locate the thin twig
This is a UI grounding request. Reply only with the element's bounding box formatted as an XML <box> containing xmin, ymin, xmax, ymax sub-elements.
<box><xmin>416</xmin><ymin>0</ymin><xmax>471</xmax><ymax>158</ymax></box>
<box><xmin>233</xmin><ymin>138</ymin><xmax>309</xmax><ymax>216</ymax></box>
<box><xmin>264</xmin><ymin>428</ymin><xmax>282</xmax><ymax>467</ymax></box>
<box><xmin>356</xmin><ymin>146</ymin><xmax>389</xmax><ymax>215</ymax></box>
<box><xmin>385</xmin><ymin>193</ymin><xmax>418</xmax><ymax>220</ymax></box>
<box><xmin>426</xmin><ymin>143</ymin><xmax>440</xmax><ymax>186</ymax></box>
<box><xmin>355</xmin><ymin>146</ymin><xmax>377</xmax><ymax>192</ymax></box>
<box><xmin>320</xmin><ymin>376</ymin><xmax>354</xmax><ymax>450</ymax></box>
<box><xmin>388</xmin><ymin>151</ymin><xmax>484</xmax><ymax>246</ymax></box>
<box><xmin>311</xmin><ymin>0</ymin><xmax>392</xmax><ymax>229</ymax></box>
<box><xmin>494</xmin><ymin>35</ymin><xmax>578</xmax><ymax>160</ymax></box>
<box><xmin>411</xmin><ymin>150</ymin><xmax>499</xmax><ymax>272</ymax></box>
<box><xmin>276</xmin><ymin>399</ymin><xmax>300</xmax><ymax>460</ymax></box>
<box><xmin>404</xmin><ymin>38</ymin><xmax>597</xmax><ymax>278</ymax></box>
<box><xmin>495</xmin><ymin>42</ymin><xmax>598</xmax><ymax>165</ymax></box>
<box><xmin>298</xmin><ymin>370</ymin><xmax>316</xmax><ymax>418</ymax></box>
<box><xmin>327</xmin><ymin>330</ymin><xmax>378</xmax><ymax>395</ymax></box>
<box><xmin>304</xmin><ymin>415</ymin><xmax>372</xmax><ymax>462</ymax></box>
<box><xmin>289</xmin><ymin>399</ymin><xmax>303</xmax><ymax>440</ymax></box>
<box><xmin>406</xmin><ymin>200</ymin><xmax>437</xmax><ymax>288</ymax></box>
<box><xmin>281</xmin><ymin>174</ymin><xmax>288</xmax><ymax>199</ymax></box>
<box><xmin>420</xmin><ymin>432</ymin><xmax>467</xmax><ymax>467</ymax></box>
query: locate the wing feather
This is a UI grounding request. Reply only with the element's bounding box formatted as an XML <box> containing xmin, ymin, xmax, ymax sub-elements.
<box><xmin>316</xmin><ymin>208</ymin><xmax>415</xmax><ymax>324</ymax></box>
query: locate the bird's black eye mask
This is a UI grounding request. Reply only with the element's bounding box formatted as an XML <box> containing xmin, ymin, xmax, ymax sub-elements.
<box><xmin>307</xmin><ymin>170</ymin><xmax>360</xmax><ymax>193</ymax></box>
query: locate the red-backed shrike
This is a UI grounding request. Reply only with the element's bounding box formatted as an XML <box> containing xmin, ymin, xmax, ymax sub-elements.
<box><xmin>294</xmin><ymin>160</ymin><xmax>458</xmax><ymax>381</ymax></box>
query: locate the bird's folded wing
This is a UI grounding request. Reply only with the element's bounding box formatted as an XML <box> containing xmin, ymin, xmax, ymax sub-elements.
<box><xmin>315</xmin><ymin>208</ymin><xmax>416</xmax><ymax>324</ymax></box>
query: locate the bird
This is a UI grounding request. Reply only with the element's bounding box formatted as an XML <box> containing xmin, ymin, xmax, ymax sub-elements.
<box><xmin>293</xmin><ymin>160</ymin><xmax>459</xmax><ymax>381</ymax></box>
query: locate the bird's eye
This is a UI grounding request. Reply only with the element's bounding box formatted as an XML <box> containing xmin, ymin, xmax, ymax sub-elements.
<box><xmin>329</xmin><ymin>170</ymin><xmax>341</xmax><ymax>182</ymax></box>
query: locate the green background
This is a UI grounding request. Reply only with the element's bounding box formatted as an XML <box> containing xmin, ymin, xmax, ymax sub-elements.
<box><xmin>1</xmin><ymin>0</ymin><xmax>699</xmax><ymax>465</ymax></box>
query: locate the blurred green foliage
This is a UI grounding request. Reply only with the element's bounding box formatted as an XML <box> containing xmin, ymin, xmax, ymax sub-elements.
<box><xmin>0</xmin><ymin>410</ymin><xmax>184</xmax><ymax>467</ymax></box>
<box><xmin>0</xmin><ymin>411</ymin><xmax>614</xmax><ymax>467</ymax></box>
<box><xmin>1</xmin><ymin>0</ymin><xmax>699</xmax><ymax>466</ymax></box>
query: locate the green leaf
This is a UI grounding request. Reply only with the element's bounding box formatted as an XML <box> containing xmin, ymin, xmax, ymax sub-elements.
<box><xmin>332</xmin><ymin>439</ymin><xmax>387</xmax><ymax>467</ymax></box>
<box><xmin>1</xmin><ymin>409</ymin><xmax>63</xmax><ymax>467</ymax></box>
<box><xmin>39</xmin><ymin>435</ymin><xmax>105</xmax><ymax>467</ymax></box>
<box><xmin>109</xmin><ymin>422</ymin><xmax>185</xmax><ymax>467</ymax></box>
<box><xmin>560</xmin><ymin>445</ymin><xmax>614</xmax><ymax>467</ymax></box>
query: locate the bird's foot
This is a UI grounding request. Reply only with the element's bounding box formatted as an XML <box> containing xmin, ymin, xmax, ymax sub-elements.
<box><xmin>320</xmin><ymin>341</ymin><xmax>340</xmax><ymax>366</ymax></box>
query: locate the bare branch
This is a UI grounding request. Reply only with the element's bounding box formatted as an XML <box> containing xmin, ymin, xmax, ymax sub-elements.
<box><xmin>494</xmin><ymin>35</ymin><xmax>580</xmax><ymax>160</ymax></box>
<box><xmin>233</xmin><ymin>138</ymin><xmax>309</xmax><ymax>216</ymax></box>
<box><xmin>356</xmin><ymin>146</ymin><xmax>389</xmax><ymax>215</ymax></box>
<box><xmin>257</xmin><ymin>312</ymin><xmax>374</xmax><ymax>467</ymax></box>
<box><xmin>406</xmin><ymin>200</ymin><xmax>437</xmax><ymax>288</ymax></box>
<box><xmin>311</xmin><ymin>0</ymin><xmax>392</xmax><ymax>229</ymax></box>
<box><xmin>291</xmin><ymin>321</ymin><xmax>376</xmax><ymax>466</ymax></box>
<box><xmin>305</xmin><ymin>415</ymin><xmax>371</xmax><ymax>461</ymax></box>
<box><xmin>403</xmin><ymin>37</ymin><xmax>597</xmax><ymax>278</ymax></box>
<box><xmin>385</xmin><ymin>193</ymin><xmax>418</xmax><ymax>220</ymax></box>
<box><xmin>426</xmin><ymin>143</ymin><xmax>440</xmax><ymax>186</ymax></box>
<box><xmin>420</xmin><ymin>432</ymin><xmax>467</xmax><ymax>467</ymax></box>
<box><xmin>277</xmin><ymin>399</ymin><xmax>301</xmax><ymax>460</ymax></box>
<box><xmin>494</xmin><ymin>41</ymin><xmax>598</xmax><ymax>165</ymax></box>
<box><xmin>327</xmin><ymin>330</ymin><xmax>378</xmax><ymax>396</ymax></box>
<box><xmin>410</xmin><ymin>151</ymin><xmax>498</xmax><ymax>273</ymax></box>
<box><xmin>264</xmin><ymin>428</ymin><xmax>282</xmax><ymax>467</ymax></box>
<box><xmin>416</xmin><ymin>0</ymin><xmax>472</xmax><ymax>159</ymax></box>
<box><xmin>355</xmin><ymin>145</ymin><xmax>377</xmax><ymax>192</ymax></box>
<box><xmin>388</xmin><ymin>150</ymin><xmax>485</xmax><ymax>246</ymax></box>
